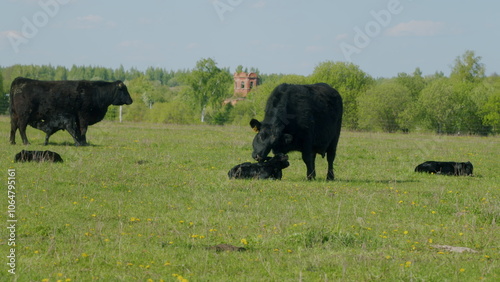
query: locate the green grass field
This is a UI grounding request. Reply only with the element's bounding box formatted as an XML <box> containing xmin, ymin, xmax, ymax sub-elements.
<box><xmin>1</xmin><ymin>116</ymin><xmax>498</xmax><ymax>281</ymax></box>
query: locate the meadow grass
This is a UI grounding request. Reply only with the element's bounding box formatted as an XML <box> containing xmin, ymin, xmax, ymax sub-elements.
<box><xmin>0</xmin><ymin>116</ymin><xmax>498</xmax><ymax>281</ymax></box>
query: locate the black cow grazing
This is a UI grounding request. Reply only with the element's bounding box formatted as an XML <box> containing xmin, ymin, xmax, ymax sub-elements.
<box><xmin>14</xmin><ymin>150</ymin><xmax>63</xmax><ymax>163</ymax></box>
<box><xmin>9</xmin><ymin>77</ymin><xmax>133</xmax><ymax>146</ymax></box>
<box><xmin>228</xmin><ymin>154</ymin><xmax>290</xmax><ymax>180</ymax></box>
<box><xmin>415</xmin><ymin>161</ymin><xmax>473</xmax><ymax>176</ymax></box>
<box><xmin>250</xmin><ymin>83</ymin><xmax>343</xmax><ymax>180</ymax></box>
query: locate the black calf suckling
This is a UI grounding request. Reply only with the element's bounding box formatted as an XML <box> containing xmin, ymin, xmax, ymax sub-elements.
<box><xmin>228</xmin><ymin>154</ymin><xmax>289</xmax><ymax>180</ymax></box>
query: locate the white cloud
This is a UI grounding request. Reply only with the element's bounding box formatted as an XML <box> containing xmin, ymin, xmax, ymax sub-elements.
<box><xmin>385</xmin><ymin>20</ymin><xmax>446</xmax><ymax>37</ymax></box>
<box><xmin>71</xmin><ymin>14</ymin><xmax>116</xmax><ymax>29</ymax></box>
<box><xmin>0</xmin><ymin>30</ymin><xmax>22</xmax><ymax>51</ymax></box>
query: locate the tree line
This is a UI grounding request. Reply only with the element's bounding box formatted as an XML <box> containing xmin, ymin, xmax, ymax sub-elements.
<box><xmin>1</xmin><ymin>50</ymin><xmax>499</xmax><ymax>134</ymax></box>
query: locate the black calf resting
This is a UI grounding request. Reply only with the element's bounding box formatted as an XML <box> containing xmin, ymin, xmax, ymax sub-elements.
<box><xmin>415</xmin><ymin>161</ymin><xmax>473</xmax><ymax>176</ymax></box>
<box><xmin>14</xmin><ymin>150</ymin><xmax>63</xmax><ymax>163</ymax></box>
<box><xmin>228</xmin><ymin>154</ymin><xmax>289</xmax><ymax>180</ymax></box>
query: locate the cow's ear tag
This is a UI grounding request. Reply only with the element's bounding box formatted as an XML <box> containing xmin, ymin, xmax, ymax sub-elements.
<box><xmin>252</xmin><ymin>126</ymin><xmax>259</xmax><ymax>133</ymax></box>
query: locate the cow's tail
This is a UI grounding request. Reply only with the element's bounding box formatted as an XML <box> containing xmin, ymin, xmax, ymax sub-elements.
<box><xmin>9</xmin><ymin>77</ymin><xmax>23</xmax><ymax>115</ymax></box>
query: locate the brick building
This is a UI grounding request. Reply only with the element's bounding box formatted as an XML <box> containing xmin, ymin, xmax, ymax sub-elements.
<box><xmin>233</xmin><ymin>72</ymin><xmax>258</xmax><ymax>97</ymax></box>
<box><xmin>224</xmin><ymin>72</ymin><xmax>259</xmax><ymax>106</ymax></box>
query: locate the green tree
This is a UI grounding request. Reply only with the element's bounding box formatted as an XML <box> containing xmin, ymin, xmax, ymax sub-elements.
<box><xmin>395</xmin><ymin>68</ymin><xmax>426</xmax><ymax>98</ymax></box>
<box><xmin>482</xmin><ymin>92</ymin><xmax>500</xmax><ymax>132</ymax></box>
<box><xmin>415</xmin><ymin>78</ymin><xmax>483</xmax><ymax>134</ymax></box>
<box><xmin>310</xmin><ymin>61</ymin><xmax>374</xmax><ymax>129</ymax></box>
<box><xmin>449</xmin><ymin>50</ymin><xmax>488</xmax><ymax>134</ymax></box>
<box><xmin>186</xmin><ymin>58</ymin><xmax>232</xmax><ymax>122</ymax></box>
<box><xmin>54</xmin><ymin>66</ymin><xmax>68</xmax><ymax>80</ymax></box>
<box><xmin>358</xmin><ymin>81</ymin><xmax>412</xmax><ymax>132</ymax></box>
<box><xmin>451</xmin><ymin>50</ymin><xmax>485</xmax><ymax>84</ymax></box>
<box><xmin>114</xmin><ymin>65</ymin><xmax>126</xmax><ymax>81</ymax></box>
<box><xmin>0</xmin><ymin>71</ymin><xmax>7</xmax><ymax>114</ymax></box>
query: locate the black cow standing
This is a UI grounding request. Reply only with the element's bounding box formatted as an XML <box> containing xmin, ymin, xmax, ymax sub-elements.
<box><xmin>9</xmin><ymin>77</ymin><xmax>133</xmax><ymax>146</ymax></box>
<box><xmin>250</xmin><ymin>83</ymin><xmax>343</xmax><ymax>180</ymax></box>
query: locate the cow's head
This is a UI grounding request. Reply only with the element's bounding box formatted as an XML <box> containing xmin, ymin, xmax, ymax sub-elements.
<box><xmin>113</xmin><ymin>81</ymin><xmax>133</xmax><ymax>106</ymax></box>
<box><xmin>250</xmin><ymin>119</ymin><xmax>293</xmax><ymax>162</ymax></box>
<box><xmin>464</xmin><ymin>161</ymin><xmax>474</xmax><ymax>175</ymax></box>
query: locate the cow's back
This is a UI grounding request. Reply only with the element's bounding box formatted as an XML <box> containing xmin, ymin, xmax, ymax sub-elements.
<box><xmin>10</xmin><ymin>78</ymin><xmax>80</xmax><ymax>117</ymax></box>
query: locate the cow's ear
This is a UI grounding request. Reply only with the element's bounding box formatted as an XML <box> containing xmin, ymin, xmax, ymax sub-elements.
<box><xmin>284</xmin><ymin>134</ymin><xmax>293</xmax><ymax>144</ymax></box>
<box><xmin>250</xmin><ymin>119</ymin><xmax>261</xmax><ymax>132</ymax></box>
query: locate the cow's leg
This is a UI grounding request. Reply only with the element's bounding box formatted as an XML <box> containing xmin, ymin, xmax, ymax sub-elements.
<box><xmin>44</xmin><ymin>133</ymin><xmax>50</xmax><ymax>145</ymax></box>
<box><xmin>326</xmin><ymin>142</ymin><xmax>339</xmax><ymax>181</ymax></box>
<box><xmin>302</xmin><ymin>151</ymin><xmax>316</xmax><ymax>180</ymax></box>
<box><xmin>326</xmin><ymin>125</ymin><xmax>341</xmax><ymax>181</ymax></box>
<box><xmin>78</xmin><ymin>121</ymin><xmax>88</xmax><ymax>146</ymax></box>
<box><xmin>10</xmin><ymin>117</ymin><xmax>18</xmax><ymax>145</ymax></box>
<box><xmin>18</xmin><ymin>118</ymin><xmax>30</xmax><ymax>145</ymax></box>
<box><xmin>326</xmin><ymin>149</ymin><xmax>336</xmax><ymax>181</ymax></box>
<box><xmin>65</xmin><ymin>120</ymin><xmax>83</xmax><ymax>146</ymax></box>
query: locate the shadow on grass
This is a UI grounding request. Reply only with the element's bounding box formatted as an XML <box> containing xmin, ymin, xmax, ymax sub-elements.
<box><xmin>45</xmin><ymin>141</ymin><xmax>101</xmax><ymax>147</ymax></box>
<box><xmin>336</xmin><ymin>178</ymin><xmax>419</xmax><ymax>184</ymax></box>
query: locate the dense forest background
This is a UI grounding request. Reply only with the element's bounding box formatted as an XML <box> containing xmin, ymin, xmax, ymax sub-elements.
<box><xmin>1</xmin><ymin>50</ymin><xmax>499</xmax><ymax>134</ymax></box>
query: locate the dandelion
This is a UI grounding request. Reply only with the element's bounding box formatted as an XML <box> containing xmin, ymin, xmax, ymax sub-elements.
<box><xmin>81</xmin><ymin>253</ymin><xmax>89</xmax><ymax>258</ymax></box>
<box><xmin>371</xmin><ymin>211</ymin><xmax>376</xmax><ymax>215</ymax></box>
<box><xmin>164</xmin><ymin>261</ymin><xmax>171</xmax><ymax>266</ymax></box>
<box><xmin>385</xmin><ymin>255</ymin><xmax>391</xmax><ymax>259</ymax></box>
<box><xmin>431</xmin><ymin>211</ymin><xmax>436</xmax><ymax>214</ymax></box>
<box><xmin>403</xmin><ymin>230</ymin><xmax>409</xmax><ymax>235</ymax></box>
<box><xmin>428</xmin><ymin>238</ymin><xmax>433</xmax><ymax>243</ymax></box>
<box><xmin>459</xmin><ymin>268</ymin><xmax>465</xmax><ymax>272</ymax></box>
<box><xmin>240</xmin><ymin>238</ymin><xmax>248</xmax><ymax>245</ymax></box>
<box><xmin>405</xmin><ymin>261</ymin><xmax>412</xmax><ymax>267</ymax></box>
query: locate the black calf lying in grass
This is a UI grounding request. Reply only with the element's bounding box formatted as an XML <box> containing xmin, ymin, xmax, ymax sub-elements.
<box><xmin>415</xmin><ymin>161</ymin><xmax>473</xmax><ymax>176</ymax></box>
<box><xmin>14</xmin><ymin>150</ymin><xmax>63</xmax><ymax>163</ymax></box>
<box><xmin>228</xmin><ymin>154</ymin><xmax>289</xmax><ymax>180</ymax></box>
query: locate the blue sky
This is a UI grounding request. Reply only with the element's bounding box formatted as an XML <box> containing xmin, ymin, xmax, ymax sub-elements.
<box><xmin>1</xmin><ymin>0</ymin><xmax>499</xmax><ymax>78</ymax></box>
